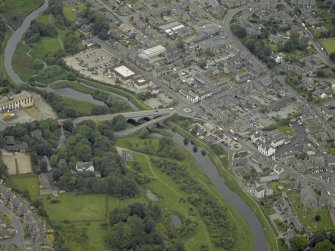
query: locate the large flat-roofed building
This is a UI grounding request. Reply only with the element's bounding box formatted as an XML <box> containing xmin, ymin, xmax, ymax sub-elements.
<box><xmin>110</xmin><ymin>64</ymin><xmax>152</xmax><ymax>90</ymax></box>
<box><xmin>0</xmin><ymin>91</ymin><xmax>34</xmax><ymax>112</ymax></box>
<box><xmin>110</xmin><ymin>64</ymin><xmax>138</xmax><ymax>83</ymax></box>
<box><xmin>138</xmin><ymin>45</ymin><xmax>166</xmax><ymax>60</ymax></box>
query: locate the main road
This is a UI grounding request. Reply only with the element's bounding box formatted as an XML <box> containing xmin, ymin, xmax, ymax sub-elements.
<box><xmin>4</xmin><ymin>0</ymin><xmax>49</xmax><ymax>85</ymax></box>
<box><xmin>61</xmin><ymin>108</ymin><xmax>176</xmax><ymax>125</ymax></box>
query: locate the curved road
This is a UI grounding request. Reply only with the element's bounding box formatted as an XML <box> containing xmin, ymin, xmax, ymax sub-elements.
<box><xmin>4</xmin><ymin>0</ymin><xmax>49</xmax><ymax>85</ymax></box>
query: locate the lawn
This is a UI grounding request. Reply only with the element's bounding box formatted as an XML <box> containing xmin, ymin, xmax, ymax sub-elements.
<box><xmin>63</xmin><ymin>6</ymin><xmax>76</xmax><ymax>22</ymax></box>
<box><xmin>277</xmin><ymin>125</ymin><xmax>294</xmax><ymax>136</ymax></box>
<box><xmin>0</xmin><ymin>30</ymin><xmax>12</xmax><ymax>83</ymax></box>
<box><xmin>61</xmin><ymin>97</ymin><xmax>98</xmax><ymax>115</ymax></box>
<box><xmin>0</xmin><ymin>0</ymin><xmax>44</xmax><ymax>29</ymax></box>
<box><xmin>30</xmin><ymin>37</ymin><xmax>62</xmax><ymax>59</ymax></box>
<box><xmin>287</xmin><ymin>191</ymin><xmax>334</xmax><ymax>232</ymax></box>
<box><xmin>320</xmin><ymin>38</ymin><xmax>335</xmax><ymax>54</ymax></box>
<box><xmin>12</xmin><ymin>42</ymin><xmax>37</xmax><ymax>81</ymax></box>
<box><xmin>36</xmin><ymin>13</ymin><xmax>54</xmax><ymax>25</ymax></box>
<box><xmin>8</xmin><ymin>175</ymin><xmax>40</xmax><ymax>200</ymax></box>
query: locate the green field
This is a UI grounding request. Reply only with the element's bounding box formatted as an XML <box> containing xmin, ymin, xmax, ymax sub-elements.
<box><xmin>31</xmin><ymin>37</ymin><xmax>62</xmax><ymax>59</ymax></box>
<box><xmin>61</xmin><ymin>97</ymin><xmax>98</xmax><ymax>115</ymax></box>
<box><xmin>0</xmin><ymin>0</ymin><xmax>44</xmax><ymax>29</ymax></box>
<box><xmin>320</xmin><ymin>38</ymin><xmax>335</xmax><ymax>54</ymax></box>
<box><xmin>63</xmin><ymin>6</ymin><xmax>76</xmax><ymax>22</ymax></box>
<box><xmin>116</xmin><ymin>134</ymin><xmax>255</xmax><ymax>251</ymax></box>
<box><xmin>8</xmin><ymin>175</ymin><xmax>40</xmax><ymax>200</ymax></box>
<box><xmin>36</xmin><ymin>13</ymin><xmax>55</xmax><ymax>25</ymax></box>
<box><xmin>12</xmin><ymin>42</ymin><xmax>38</xmax><ymax>81</ymax></box>
<box><xmin>277</xmin><ymin>125</ymin><xmax>294</xmax><ymax>136</ymax></box>
<box><xmin>287</xmin><ymin>191</ymin><xmax>334</xmax><ymax>232</ymax></box>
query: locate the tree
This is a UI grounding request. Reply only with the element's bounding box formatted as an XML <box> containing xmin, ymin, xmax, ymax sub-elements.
<box><xmin>231</xmin><ymin>24</ymin><xmax>247</xmax><ymax>39</ymax></box>
<box><xmin>193</xmin><ymin>145</ymin><xmax>198</xmax><ymax>153</ymax></box>
<box><xmin>111</xmin><ymin>115</ymin><xmax>127</xmax><ymax>131</ymax></box>
<box><xmin>0</xmin><ymin>160</ymin><xmax>7</xmax><ymax>179</ymax></box>
<box><xmin>313</xmin><ymin>239</ymin><xmax>335</xmax><ymax>251</ymax></box>
<box><xmin>330</xmin><ymin>52</ymin><xmax>335</xmax><ymax>62</ymax></box>
<box><xmin>316</xmin><ymin>70</ymin><xmax>326</xmax><ymax>78</ymax></box>
<box><xmin>314</xmin><ymin>214</ymin><xmax>321</xmax><ymax>221</ymax></box>
<box><xmin>63</xmin><ymin>120</ymin><xmax>74</xmax><ymax>132</ymax></box>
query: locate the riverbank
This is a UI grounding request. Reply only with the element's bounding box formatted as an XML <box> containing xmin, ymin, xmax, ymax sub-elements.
<box><xmin>167</xmin><ymin>121</ymin><xmax>279</xmax><ymax>251</ymax></box>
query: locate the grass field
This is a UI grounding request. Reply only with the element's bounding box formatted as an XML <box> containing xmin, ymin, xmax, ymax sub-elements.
<box><xmin>61</xmin><ymin>97</ymin><xmax>98</xmax><ymax>115</ymax></box>
<box><xmin>31</xmin><ymin>37</ymin><xmax>62</xmax><ymax>59</ymax></box>
<box><xmin>0</xmin><ymin>0</ymin><xmax>44</xmax><ymax>29</ymax></box>
<box><xmin>36</xmin><ymin>14</ymin><xmax>53</xmax><ymax>25</ymax></box>
<box><xmin>63</xmin><ymin>6</ymin><xmax>76</xmax><ymax>22</ymax></box>
<box><xmin>320</xmin><ymin>38</ymin><xmax>335</xmax><ymax>54</ymax></box>
<box><xmin>0</xmin><ymin>30</ymin><xmax>12</xmax><ymax>83</ymax></box>
<box><xmin>287</xmin><ymin>191</ymin><xmax>334</xmax><ymax>232</ymax></box>
<box><xmin>116</xmin><ymin>135</ymin><xmax>256</xmax><ymax>251</ymax></box>
<box><xmin>277</xmin><ymin>125</ymin><xmax>294</xmax><ymax>136</ymax></box>
<box><xmin>8</xmin><ymin>175</ymin><xmax>40</xmax><ymax>200</ymax></box>
<box><xmin>12</xmin><ymin>42</ymin><xmax>37</xmax><ymax>81</ymax></box>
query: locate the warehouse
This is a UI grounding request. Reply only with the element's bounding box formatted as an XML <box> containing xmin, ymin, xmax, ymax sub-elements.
<box><xmin>138</xmin><ymin>45</ymin><xmax>166</xmax><ymax>60</ymax></box>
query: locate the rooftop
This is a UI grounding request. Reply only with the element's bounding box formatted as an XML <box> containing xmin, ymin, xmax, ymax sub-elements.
<box><xmin>114</xmin><ymin>65</ymin><xmax>136</xmax><ymax>78</ymax></box>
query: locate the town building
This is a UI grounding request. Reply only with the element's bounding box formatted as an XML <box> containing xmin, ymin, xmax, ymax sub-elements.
<box><xmin>75</xmin><ymin>161</ymin><xmax>95</xmax><ymax>172</ymax></box>
<box><xmin>159</xmin><ymin>22</ymin><xmax>185</xmax><ymax>36</ymax></box>
<box><xmin>138</xmin><ymin>45</ymin><xmax>166</xmax><ymax>60</ymax></box>
<box><xmin>0</xmin><ymin>91</ymin><xmax>33</xmax><ymax>112</ymax></box>
<box><xmin>251</xmin><ymin>129</ymin><xmax>289</xmax><ymax>156</ymax></box>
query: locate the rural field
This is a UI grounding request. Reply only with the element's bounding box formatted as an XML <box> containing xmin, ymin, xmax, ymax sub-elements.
<box><xmin>0</xmin><ymin>0</ymin><xmax>44</xmax><ymax>29</ymax></box>
<box><xmin>320</xmin><ymin>38</ymin><xmax>335</xmax><ymax>54</ymax></box>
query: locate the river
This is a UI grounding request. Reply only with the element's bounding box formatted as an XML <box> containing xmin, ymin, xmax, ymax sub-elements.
<box><xmin>169</xmin><ymin>130</ymin><xmax>268</xmax><ymax>251</ymax></box>
<box><xmin>4</xmin><ymin>0</ymin><xmax>49</xmax><ymax>85</ymax></box>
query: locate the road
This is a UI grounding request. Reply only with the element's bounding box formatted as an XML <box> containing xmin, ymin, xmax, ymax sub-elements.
<box><xmin>64</xmin><ymin>108</ymin><xmax>175</xmax><ymax>125</ymax></box>
<box><xmin>88</xmin><ymin>37</ymin><xmax>195</xmax><ymax>116</ymax></box>
<box><xmin>0</xmin><ymin>203</ymin><xmax>25</xmax><ymax>251</ymax></box>
<box><xmin>222</xmin><ymin>6</ymin><xmax>335</xmax><ymax>140</ymax></box>
<box><xmin>283</xmin><ymin>2</ymin><xmax>335</xmax><ymax>69</ymax></box>
<box><xmin>114</xmin><ymin>114</ymin><xmax>173</xmax><ymax>137</ymax></box>
<box><xmin>4</xmin><ymin>0</ymin><xmax>49</xmax><ymax>85</ymax></box>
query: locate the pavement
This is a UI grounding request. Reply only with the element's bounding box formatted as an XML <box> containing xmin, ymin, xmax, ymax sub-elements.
<box><xmin>66</xmin><ymin>108</ymin><xmax>176</xmax><ymax>125</ymax></box>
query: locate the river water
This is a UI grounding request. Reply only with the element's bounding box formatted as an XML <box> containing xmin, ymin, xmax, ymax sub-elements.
<box><xmin>51</xmin><ymin>87</ymin><xmax>105</xmax><ymax>106</ymax></box>
<box><xmin>169</xmin><ymin>130</ymin><xmax>268</xmax><ymax>251</ymax></box>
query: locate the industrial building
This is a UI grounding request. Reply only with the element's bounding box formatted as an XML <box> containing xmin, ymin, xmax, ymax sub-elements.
<box><xmin>159</xmin><ymin>21</ymin><xmax>185</xmax><ymax>36</ymax></box>
<box><xmin>138</xmin><ymin>45</ymin><xmax>166</xmax><ymax>60</ymax></box>
<box><xmin>110</xmin><ymin>64</ymin><xmax>152</xmax><ymax>90</ymax></box>
<box><xmin>0</xmin><ymin>91</ymin><xmax>34</xmax><ymax>112</ymax></box>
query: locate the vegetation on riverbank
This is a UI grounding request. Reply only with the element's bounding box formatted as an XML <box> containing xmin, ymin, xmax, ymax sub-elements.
<box><xmin>167</xmin><ymin>117</ymin><xmax>279</xmax><ymax>251</ymax></box>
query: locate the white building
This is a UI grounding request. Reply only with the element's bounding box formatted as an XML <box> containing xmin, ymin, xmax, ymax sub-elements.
<box><xmin>138</xmin><ymin>45</ymin><xmax>166</xmax><ymax>60</ymax></box>
<box><xmin>258</xmin><ymin>142</ymin><xmax>276</xmax><ymax>157</ymax></box>
<box><xmin>252</xmin><ymin>130</ymin><xmax>289</xmax><ymax>157</ymax></box>
<box><xmin>0</xmin><ymin>91</ymin><xmax>34</xmax><ymax>112</ymax></box>
<box><xmin>75</xmin><ymin>162</ymin><xmax>95</xmax><ymax>172</ymax></box>
<box><xmin>159</xmin><ymin>21</ymin><xmax>185</xmax><ymax>36</ymax></box>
